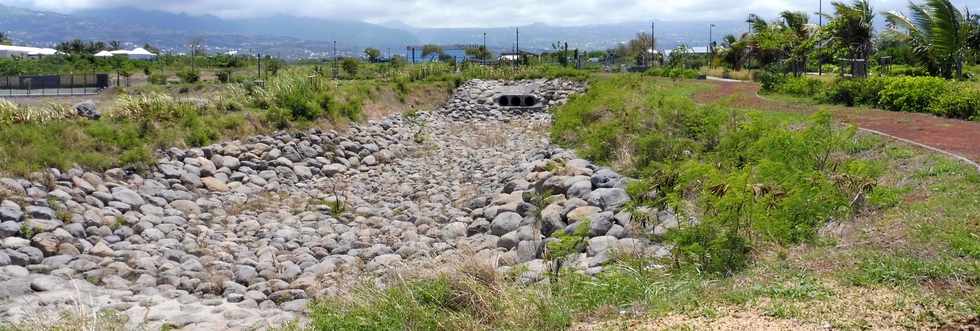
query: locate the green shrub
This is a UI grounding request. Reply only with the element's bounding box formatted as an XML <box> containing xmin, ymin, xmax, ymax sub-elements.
<box><xmin>928</xmin><ymin>86</ymin><xmax>980</xmax><ymax>119</ymax></box>
<box><xmin>776</xmin><ymin>77</ymin><xmax>824</xmax><ymax>97</ymax></box>
<box><xmin>264</xmin><ymin>107</ymin><xmax>292</xmax><ymax>129</ymax></box>
<box><xmin>216</xmin><ymin>69</ymin><xmax>233</xmax><ymax>83</ymax></box>
<box><xmin>645</xmin><ymin>67</ymin><xmax>701</xmax><ymax>79</ymax></box>
<box><xmin>758</xmin><ymin>70</ymin><xmax>786</xmax><ymax>92</ymax></box>
<box><xmin>821</xmin><ymin>77</ymin><xmax>885</xmax><ymax>107</ymax></box>
<box><xmin>888</xmin><ymin>65</ymin><xmax>929</xmax><ymax>77</ymax></box>
<box><xmin>877</xmin><ymin>76</ymin><xmax>947</xmax><ymax>113</ymax></box>
<box><xmin>148</xmin><ymin>73</ymin><xmax>168</xmax><ymax>85</ymax></box>
<box><xmin>177</xmin><ymin>68</ymin><xmax>200</xmax><ymax>83</ymax></box>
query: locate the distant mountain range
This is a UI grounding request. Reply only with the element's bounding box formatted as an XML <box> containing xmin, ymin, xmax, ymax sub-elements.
<box><xmin>0</xmin><ymin>4</ymin><xmax>751</xmax><ymax>59</ymax></box>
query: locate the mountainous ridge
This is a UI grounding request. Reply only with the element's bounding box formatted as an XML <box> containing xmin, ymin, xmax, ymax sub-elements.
<box><xmin>0</xmin><ymin>4</ymin><xmax>751</xmax><ymax>58</ymax></box>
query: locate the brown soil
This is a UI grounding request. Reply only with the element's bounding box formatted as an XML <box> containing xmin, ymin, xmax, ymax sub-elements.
<box><xmin>694</xmin><ymin>80</ymin><xmax>980</xmax><ymax>166</ymax></box>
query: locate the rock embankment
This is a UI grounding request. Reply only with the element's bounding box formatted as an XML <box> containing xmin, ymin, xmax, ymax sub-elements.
<box><xmin>0</xmin><ymin>79</ymin><xmax>675</xmax><ymax>330</ymax></box>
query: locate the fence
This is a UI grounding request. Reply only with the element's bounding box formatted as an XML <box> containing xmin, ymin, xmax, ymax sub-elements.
<box><xmin>0</xmin><ymin>74</ymin><xmax>110</xmax><ymax>97</ymax></box>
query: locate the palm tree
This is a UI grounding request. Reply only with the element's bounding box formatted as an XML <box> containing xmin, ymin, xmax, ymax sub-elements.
<box><xmin>0</xmin><ymin>32</ymin><xmax>10</xmax><ymax>45</ymax></box>
<box><xmin>780</xmin><ymin>11</ymin><xmax>816</xmax><ymax>74</ymax></box>
<box><xmin>884</xmin><ymin>0</ymin><xmax>972</xmax><ymax>79</ymax></box>
<box><xmin>720</xmin><ymin>34</ymin><xmax>750</xmax><ymax>70</ymax></box>
<box><xmin>822</xmin><ymin>0</ymin><xmax>876</xmax><ymax>63</ymax></box>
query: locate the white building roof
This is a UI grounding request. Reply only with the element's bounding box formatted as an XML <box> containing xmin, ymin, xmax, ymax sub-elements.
<box><xmin>128</xmin><ymin>47</ymin><xmax>155</xmax><ymax>56</ymax></box>
<box><xmin>0</xmin><ymin>45</ymin><xmax>59</xmax><ymax>56</ymax></box>
<box><xmin>94</xmin><ymin>50</ymin><xmax>114</xmax><ymax>57</ymax></box>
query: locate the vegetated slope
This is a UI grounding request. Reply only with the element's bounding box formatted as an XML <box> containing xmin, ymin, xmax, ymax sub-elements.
<box><xmin>548</xmin><ymin>75</ymin><xmax>979</xmax><ymax>329</ymax></box>
<box><xmin>302</xmin><ymin>75</ymin><xmax>976</xmax><ymax>330</ymax></box>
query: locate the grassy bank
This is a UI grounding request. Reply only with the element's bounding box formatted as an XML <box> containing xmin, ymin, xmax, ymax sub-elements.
<box><xmin>0</xmin><ymin>70</ymin><xmax>452</xmax><ymax>176</ymax></box>
<box><xmin>305</xmin><ymin>75</ymin><xmax>979</xmax><ymax>330</ymax></box>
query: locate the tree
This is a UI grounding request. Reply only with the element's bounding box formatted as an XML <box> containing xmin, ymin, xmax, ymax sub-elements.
<box><xmin>364</xmin><ymin>48</ymin><xmax>382</xmax><ymax>62</ymax></box>
<box><xmin>613</xmin><ymin>33</ymin><xmax>656</xmax><ymax>65</ymax></box>
<box><xmin>744</xmin><ymin>14</ymin><xmax>794</xmax><ymax>68</ymax></box>
<box><xmin>109</xmin><ymin>40</ymin><xmax>122</xmax><ymax>50</ymax></box>
<box><xmin>820</xmin><ymin>0</ymin><xmax>875</xmax><ymax>62</ymax></box>
<box><xmin>341</xmin><ymin>58</ymin><xmax>359</xmax><ymax>77</ymax></box>
<box><xmin>780</xmin><ymin>11</ymin><xmax>816</xmax><ymax>74</ymax></box>
<box><xmin>0</xmin><ymin>32</ymin><xmax>10</xmax><ymax>46</ymax></box>
<box><xmin>421</xmin><ymin>44</ymin><xmax>444</xmax><ymax>59</ymax></box>
<box><xmin>719</xmin><ymin>34</ymin><xmax>750</xmax><ymax>70</ymax></box>
<box><xmin>465</xmin><ymin>46</ymin><xmax>491</xmax><ymax>61</ymax></box>
<box><xmin>884</xmin><ymin>0</ymin><xmax>973</xmax><ymax>79</ymax></box>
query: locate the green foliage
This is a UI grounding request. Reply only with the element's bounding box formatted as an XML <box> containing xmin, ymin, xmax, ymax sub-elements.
<box><xmin>757</xmin><ymin>70</ymin><xmax>787</xmax><ymax>91</ymax></box>
<box><xmin>552</xmin><ymin>75</ymin><xmax>882</xmax><ymax>275</ymax></box>
<box><xmin>821</xmin><ymin>77</ymin><xmax>884</xmax><ymax>106</ymax></box>
<box><xmin>767</xmin><ymin>75</ymin><xmax>980</xmax><ymax>120</ymax></box>
<box><xmin>264</xmin><ymin>107</ymin><xmax>292</xmax><ymax>130</ymax></box>
<box><xmin>216</xmin><ymin>69</ymin><xmax>233</xmax><ymax>83</ymax></box>
<box><xmin>341</xmin><ymin>58</ymin><xmax>359</xmax><ymax>77</ymax></box>
<box><xmin>546</xmin><ymin>221</ymin><xmax>590</xmax><ymax>275</ymax></box>
<box><xmin>177</xmin><ymin>67</ymin><xmax>200</xmax><ymax>83</ymax></box>
<box><xmin>148</xmin><ymin>73</ymin><xmax>168</xmax><ymax>85</ymax></box>
<box><xmin>363</xmin><ymin>48</ymin><xmax>382</xmax><ymax>62</ymax></box>
<box><xmin>877</xmin><ymin>76</ymin><xmax>947</xmax><ymax>113</ymax></box>
<box><xmin>775</xmin><ymin>77</ymin><xmax>824</xmax><ymax>97</ymax></box>
<box><xmin>846</xmin><ymin>253</ymin><xmax>980</xmax><ymax>286</ymax></box>
<box><xmin>928</xmin><ymin>86</ymin><xmax>980</xmax><ymax>119</ymax></box>
<box><xmin>645</xmin><ymin>67</ymin><xmax>702</xmax><ymax>79</ymax></box>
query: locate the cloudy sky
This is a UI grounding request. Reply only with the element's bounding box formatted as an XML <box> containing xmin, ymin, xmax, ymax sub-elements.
<box><xmin>2</xmin><ymin>0</ymin><xmax>976</xmax><ymax>27</ymax></box>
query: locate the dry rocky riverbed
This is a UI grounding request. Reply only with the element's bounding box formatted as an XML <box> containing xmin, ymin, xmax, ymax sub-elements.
<box><xmin>0</xmin><ymin>79</ymin><xmax>676</xmax><ymax>330</ymax></box>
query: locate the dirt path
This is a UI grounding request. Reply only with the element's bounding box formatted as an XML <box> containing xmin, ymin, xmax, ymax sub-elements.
<box><xmin>694</xmin><ymin>79</ymin><xmax>980</xmax><ymax>168</ymax></box>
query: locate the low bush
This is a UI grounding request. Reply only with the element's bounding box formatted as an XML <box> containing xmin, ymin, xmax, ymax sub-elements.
<box><xmin>148</xmin><ymin>73</ymin><xmax>168</xmax><ymax>85</ymax></box>
<box><xmin>757</xmin><ymin>70</ymin><xmax>786</xmax><ymax>91</ymax></box>
<box><xmin>877</xmin><ymin>76</ymin><xmax>947</xmax><ymax>114</ymax></box>
<box><xmin>766</xmin><ymin>74</ymin><xmax>980</xmax><ymax>120</ymax></box>
<box><xmin>821</xmin><ymin>77</ymin><xmax>884</xmax><ymax>107</ymax></box>
<box><xmin>928</xmin><ymin>86</ymin><xmax>980</xmax><ymax>119</ymax></box>
<box><xmin>177</xmin><ymin>68</ymin><xmax>200</xmax><ymax>83</ymax></box>
<box><xmin>776</xmin><ymin>77</ymin><xmax>824</xmax><ymax>97</ymax></box>
<box><xmin>645</xmin><ymin>67</ymin><xmax>702</xmax><ymax>79</ymax></box>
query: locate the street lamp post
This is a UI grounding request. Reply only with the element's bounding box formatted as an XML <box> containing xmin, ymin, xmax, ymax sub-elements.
<box><xmin>709</xmin><ymin>24</ymin><xmax>716</xmax><ymax>69</ymax></box>
<box><xmin>651</xmin><ymin>20</ymin><xmax>656</xmax><ymax>66</ymax></box>
<box><xmin>483</xmin><ymin>32</ymin><xmax>487</xmax><ymax>61</ymax></box>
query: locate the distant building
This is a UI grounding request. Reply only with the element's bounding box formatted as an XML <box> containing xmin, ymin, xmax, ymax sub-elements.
<box><xmin>106</xmin><ymin>47</ymin><xmax>158</xmax><ymax>60</ymax></box>
<box><xmin>405</xmin><ymin>44</ymin><xmax>479</xmax><ymax>63</ymax></box>
<box><xmin>498</xmin><ymin>50</ymin><xmax>538</xmax><ymax>62</ymax></box>
<box><xmin>0</xmin><ymin>45</ymin><xmax>60</xmax><ymax>58</ymax></box>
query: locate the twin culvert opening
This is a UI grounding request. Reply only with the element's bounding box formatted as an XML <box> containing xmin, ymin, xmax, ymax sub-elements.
<box><xmin>496</xmin><ymin>95</ymin><xmax>539</xmax><ymax>107</ymax></box>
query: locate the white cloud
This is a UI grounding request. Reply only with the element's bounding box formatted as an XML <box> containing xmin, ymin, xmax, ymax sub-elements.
<box><xmin>1</xmin><ymin>0</ymin><xmax>970</xmax><ymax>27</ymax></box>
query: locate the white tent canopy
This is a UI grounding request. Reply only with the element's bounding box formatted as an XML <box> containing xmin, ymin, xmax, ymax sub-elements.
<box><xmin>94</xmin><ymin>50</ymin><xmax>114</xmax><ymax>57</ymax></box>
<box><xmin>106</xmin><ymin>47</ymin><xmax>157</xmax><ymax>60</ymax></box>
<box><xmin>0</xmin><ymin>45</ymin><xmax>60</xmax><ymax>57</ymax></box>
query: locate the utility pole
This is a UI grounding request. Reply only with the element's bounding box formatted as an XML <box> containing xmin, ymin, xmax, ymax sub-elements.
<box><xmin>333</xmin><ymin>41</ymin><xmax>338</xmax><ymax>79</ymax></box>
<box><xmin>515</xmin><ymin>27</ymin><xmax>520</xmax><ymax>68</ymax></box>
<box><xmin>819</xmin><ymin>0</ymin><xmax>824</xmax><ymax>76</ymax></box>
<box><xmin>483</xmin><ymin>32</ymin><xmax>487</xmax><ymax>61</ymax></box>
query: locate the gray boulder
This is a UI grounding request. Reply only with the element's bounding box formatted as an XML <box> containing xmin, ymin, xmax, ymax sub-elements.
<box><xmin>489</xmin><ymin>212</ymin><xmax>522</xmax><ymax>236</ymax></box>
<box><xmin>588</xmin><ymin>188</ymin><xmax>631</xmax><ymax>211</ymax></box>
<box><xmin>74</xmin><ymin>100</ymin><xmax>100</xmax><ymax>120</ymax></box>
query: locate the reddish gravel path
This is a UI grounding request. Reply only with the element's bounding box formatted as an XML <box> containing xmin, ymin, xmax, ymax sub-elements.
<box><xmin>694</xmin><ymin>80</ymin><xmax>980</xmax><ymax>168</ymax></box>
